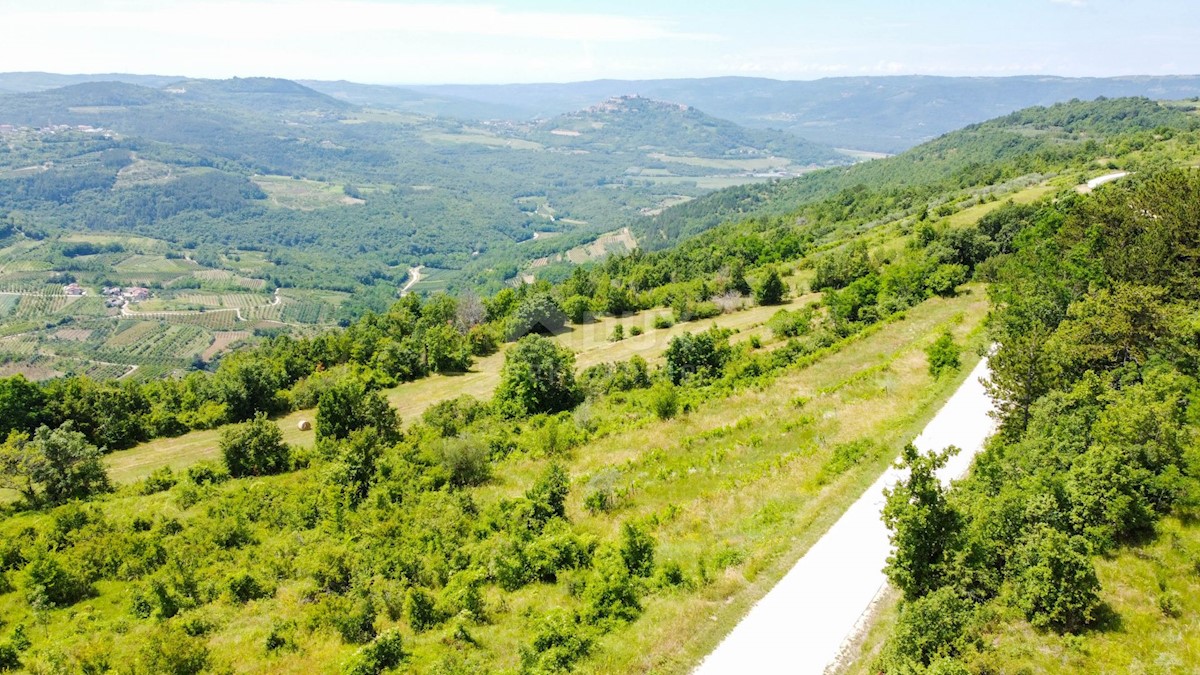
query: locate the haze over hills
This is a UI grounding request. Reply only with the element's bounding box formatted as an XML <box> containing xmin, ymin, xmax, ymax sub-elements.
<box><xmin>7</xmin><ymin>72</ymin><xmax>1200</xmax><ymax>153</ymax></box>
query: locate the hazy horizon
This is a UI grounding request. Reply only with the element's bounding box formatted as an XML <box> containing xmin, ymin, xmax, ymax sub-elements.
<box><xmin>2</xmin><ymin>0</ymin><xmax>1196</xmax><ymax>85</ymax></box>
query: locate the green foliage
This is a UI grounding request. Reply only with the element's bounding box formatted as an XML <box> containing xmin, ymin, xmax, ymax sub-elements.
<box><xmin>226</xmin><ymin>571</ymin><xmax>273</xmax><ymax>603</ymax></box>
<box><xmin>21</xmin><ymin>550</ymin><xmax>93</xmax><ymax>608</ymax></box>
<box><xmin>609</xmin><ymin>324</ymin><xmax>624</xmax><ymax>341</ymax></box>
<box><xmin>1012</xmin><ymin>526</ymin><xmax>1100</xmax><ymax>631</ymax></box>
<box><xmin>219</xmin><ymin>412</ymin><xmax>291</xmax><ymax>477</ymax></box>
<box><xmin>882</xmin><ymin>445</ymin><xmax>962</xmax><ymax>601</ymax></box>
<box><xmin>652</xmin><ymin>315</ymin><xmax>674</xmax><ymax>330</ymax></box>
<box><xmin>925</xmin><ymin>331</ymin><xmax>962</xmax><ymax>378</ymax></box>
<box><xmin>767</xmin><ymin>306</ymin><xmax>814</xmax><ymax>338</ymax></box>
<box><xmin>139</xmin><ymin>626</ymin><xmax>210</xmax><ymax>675</ymax></box>
<box><xmin>342</xmin><ymin>629</ymin><xmax>405</xmax><ymax>675</ymax></box>
<box><xmin>579</xmin><ymin>356</ymin><xmax>650</xmax><ymax>398</ymax></box>
<box><xmin>0</xmin><ymin>422</ymin><xmax>110</xmax><ymax>506</ymax></box>
<box><xmin>526</xmin><ymin>463</ymin><xmax>571</xmax><ymax>527</ymax></box>
<box><xmin>506</xmin><ymin>294</ymin><xmax>567</xmax><ymax>340</ymax></box>
<box><xmin>316</xmin><ymin>378</ymin><xmax>400</xmax><ymax>443</ymax></box>
<box><xmin>619</xmin><ymin>522</ymin><xmax>656</xmax><ymax>578</ymax></box>
<box><xmin>664</xmin><ymin>329</ymin><xmax>731</xmax><ymax>385</ymax></box>
<box><xmin>876</xmin><ymin>586</ymin><xmax>976</xmax><ymax>672</ymax></box>
<box><xmin>494</xmin><ymin>335</ymin><xmax>582</xmax><ymax>418</ymax></box>
<box><xmin>519</xmin><ymin>610</ymin><xmax>594</xmax><ymax>675</ymax></box>
<box><xmin>581</xmin><ymin>545</ymin><xmax>642</xmax><ymax>625</ymax></box>
<box><xmin>813</xmin><ymin>242</ymin><xmax>873</xmax><ymax>291</ymax></box>
<box><xmin>648</xmin><ymin>380</ymin><xmax>680</xmax><ymax>420</ymax></box>
<box><xmin>754</xmin><ymin>267</ymin><xmax>787</xmax><ymax>305</ymax></box>
<box><xmin>438</xmin><ymin>436</ymin><xmax>492</xmax><ymax>488</ymax></box>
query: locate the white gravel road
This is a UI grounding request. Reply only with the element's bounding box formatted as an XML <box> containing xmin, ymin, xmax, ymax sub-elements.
<box><xmin>694</xmin><ymin>357</ymin><xmax>997</xmax><ymax>675</ymax></box>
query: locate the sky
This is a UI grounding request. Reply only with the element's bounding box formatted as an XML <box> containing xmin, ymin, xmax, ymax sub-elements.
<box><xmin>0</xmin><ymin>0</ymin><xmax>1195</xmax><ymax>84</ymax></box>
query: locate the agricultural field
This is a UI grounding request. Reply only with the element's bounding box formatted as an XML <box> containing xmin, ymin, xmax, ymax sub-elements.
<box><xmin>253</xmin><ymin>174</ymin><xmax>365</xmax><ymax>210</ymax></box>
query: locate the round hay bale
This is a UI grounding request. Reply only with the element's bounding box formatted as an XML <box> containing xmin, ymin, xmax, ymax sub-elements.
<box><xmin>297</xmin><ymin>419</ymin><xmax>312</xmax><ymax>431</ymax></box>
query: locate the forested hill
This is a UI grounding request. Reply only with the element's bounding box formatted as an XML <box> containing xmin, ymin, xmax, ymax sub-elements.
<box><xmin>399</xmin><ymin>74</ymin><xmax>1200</xmax><ymax>151</ymax></box>
<box><xmin>634</xmin><ymin>96</ymin><xmax>1200</xmax><ymax>251</ymax></box>
<box><xmin>530</xmin><ymin>95</ymin><xmax>840</xmax><ymax>164</ymax></box>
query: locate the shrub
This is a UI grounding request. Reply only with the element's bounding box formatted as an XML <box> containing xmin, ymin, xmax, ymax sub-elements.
<box><xmin>767</xmin><ymin>306</ymin><xmax>814</xmax><ymax>338</ymax></box>
<box><xmin>220</xmin><ymin>412</ymin><xmax>291</xmax><ymax>477</ymax></box>
<box><xmin>438</xmin><ymin>436</ymin><xmax>491</xmax><ymax>488</ymax></box>
<box><xmin>926</xmin><ymin>330</ymin><xmax>962</xmax><ymax>377</ymax></box>
<box><xmin>519</xmin><ymin>611</ymin><xmax>593</xmax><ymax>674</ymax></box>
<box><xmin>22</xmin><ymin>551</ymin><xmax>93</xmax><ymax>608</ymax></box>
<box><xmin>139</xmin><ymin>627</ymin><xmax>209</xmax><ymax>675</ymax></box>
<box><xmin>0</xmin><ymin>643</ymin><xmax>19</xmax><ymax>672</ymax></box>
<box><xmin>629</xmin><ymin>325</ymin><xmax>644</xmax><ymax>336</ymax></box>
<box><xmin>505</xmin><ymin>294</ymin><xmax>567</xmax><ymax>340</ymax></box>
<box><xmin>185</xmin><ymin>461</ymin><xmax>228</xmax><ymax>486</ymax></box>
<box><xmin>664</xmin><ymin>329</ymin><xmax>731</xmax><ymax>385</ymax></box>
<box><xmin>562</xmin><ymin>295</ymin><xmax>592</xmax><ymax>324</ymax></box>
<box><xmin>609</xmin><ymin>324</ymin><xmax>624</xmax><ymax>341</ymax></box>
<box><xmin>1012</xmin><ymin>526</ymin><xmax>1100</xmax><ymax>631</ymax></box>
<box><xmin>648</xmin><ymin>380</ymin><xmax>679</xmax><ymax>420</ymax></box>
<box><xmin>342</xmin><ymin>629</ymin><xmax>405</xmax><ymax>675</ymax></box>
<box><xmin>754</xmin><ymin>267</ymin><xmax>787</xmax><ymax>306</ymax></box>
<box><xmin>407</xmin><ymin>587</ymin><xmax>442</xmax><ymax>632</ymax></box>
<box><xmin>581</xmin><ymin>545</ymin><xmax>641</xmax><ymax>625</ymax></box>
<box><xmin>139</xmin><ymin>466</ymin><xmax>177</xmax><ymax>495</ymax></box>
<box><xmin>652</xmin><ymin>315</ymin><xmax>674</xmax><ymax>330</ymax></box>
<box><xmin>875</xmin><ymin>586</ymin><xmax>975</xmax><ymax>672</ymax></box>
<box><xmin>620</xmin><ymin>522</ymin><xmax>656</xmax><ymax>578</ymax></box>
<box><xmin>227</xmin><ymin>572</ymin><xmax>272</xmax><ymax>603</ymax></box>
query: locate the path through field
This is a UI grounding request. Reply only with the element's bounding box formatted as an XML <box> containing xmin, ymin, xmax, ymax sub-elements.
<box><xmin>694</xmin><ymin>356</ymin><xmax>997</xmax><ymax>675</ymax></box>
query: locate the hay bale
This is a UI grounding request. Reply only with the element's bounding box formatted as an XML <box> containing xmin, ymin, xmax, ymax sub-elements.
<box><xmin>297</xmin><ymin>419</ymin><xmax>312</xmax><ymax>431</ymax></box>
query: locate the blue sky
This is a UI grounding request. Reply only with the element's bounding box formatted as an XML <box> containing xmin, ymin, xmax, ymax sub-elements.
<box><xmin>0</xmin><ymin>0</ymin><xmax>1194</xmax><ymax>83</ymax></box>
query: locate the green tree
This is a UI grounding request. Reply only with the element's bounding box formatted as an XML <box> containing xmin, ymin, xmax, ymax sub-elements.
<box><xmin>0</xmin><ymin>375</ymin><xmax>45</xmax><ymax>437</ymax></box>
<box><xmin>754</xmin><ymin>267</ymin><xmax>787</xmax><ymax>305</ymax></box>
<box><xmin>526</xmin><ymin>463</ymin><xmax>570</xmax><ymax>527</ymax></box>
<box><xmin>562</xmin><ymin>295</ymin><xmax>593</xmax><ymax>324</ymax></box>
<box><xmin>0</xmin><ymin>423</ymin><xmax>110</xmax><ymax>506</ymax></box>
<box><xmin>316</xmin><ymin>378</ymin><xmax>400</xmax><ymax>443</ymax></box>
<box><xmin>619</xmin><ymin>522</ymin><xmax>656</xmax><ymax>577</ymax></box>
<box><xmin>494</xmin><ymin>335</ymin><xmax>582</xmax><ymax>418</ymax></box>
<box><xmin>664</xmin><ymin>330</ymin><xmax>730</xmax><ymax>385</ymax></box>
<box><xmin>505</xmin><ymin>294</ymin><xmax>567</xmax><ymax>340</ymax></box>
<box><xmin>219</xmin><ymin>412</ymin><xmax>291</xmax><ymax>477</ymax></box>
<box><xmin>882</xmin><ymin>444</ymin><xmax>962</xmax><ymax>600</ymax></box>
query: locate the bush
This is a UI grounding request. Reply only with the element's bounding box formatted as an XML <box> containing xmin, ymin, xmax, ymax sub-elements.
<box><xmin>438</xmin><ymin>436</ymin><xmax>491</xmax><ymax>488</ymax></box>
<box><xmin>767</xmin><ymin>306</ymin><xmax>814</xmax><ymax>338</ymax></box>
<box><xmin>609</xmin><ymin>324</ymin><xmax>624</xmax><ymax>341</ymax></box>
<box><xmin>227</xmin><ymin>572</ymin><xmax>272</xmax><ymax>603</ymax></box>
<box><xmin>140</xmin><ymin>466</ymin><xmax>178</xmax><ymax>495</ymax></box>
<box><xmin>652</xmin><ymin>315</ymin><xmax>673</xmax><ymax>330</ymax></box>
<box><xmin>664</xmin><ymin>329</ymin><xmax>731</xmax><ymax>385</ymax></box>
<box><xmin>407</xmin><ymin>587</ymin><xmax>442</xmax><ymax>632</ymax></box>
<box><xmin>506</xmin><ymin>294</ymin><xmax>567</xmax><ymax>340</ymax></box>
<box><xmin>629</xmin><ymin>325</ymin><xmax>644</xmax><ymax>336</ymax></box>
<box><xmin>620</xmin><ymin>522</ymin><xmax>656</xmax><ymax>578</ymax></box>
<box><xmin>648</xmin><ymin>380</ymin><xmax>679</xmax><ymax>420</ymax></box>
<box><xmin>342</xmin><ymin>629</ymin><xmax>405</xmax><ymax>675</ymax></box>
<box><xmin>581</xmin><ymin>546</ymin><xmax>641</xmax><ymax>625</ymax></box>
<box><xmin>876</xmin><ymin>586</ymin><xmax>975</xmax><ymax>672</ymax></box>
<box><xmin>220</xmin><ymin>412</ymin><xmax>291</xmax><ymax>477</ymax></box>
<box><xmin>1012</xmin><ymin>526</ymin><xmax>1100</xmax><ymax>631</ymax></box>
<box><xmin>926</xmin><ymin>330</ymin><xmax>962</xmax><ymax>377</ymax></box>
<box><xmin>0</xmin><ymin>643</ymin><xmax>19</xmax><ymax>672</ymax></box>
<box><xmin>22</xmin><ymin>551</ymin><xmax>93</xmax><ymax>609</ymax></box>
<box><xmin>139</xmin><ymin>627</ymin><xmax>209</xmax><ymax>675</ymax></box>
<box><xmin>519</xmin><ymin>611</ymin><xmax>593</xmax><ymax>674</ymax></box>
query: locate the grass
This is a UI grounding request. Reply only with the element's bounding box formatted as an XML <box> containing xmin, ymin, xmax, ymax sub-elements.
<box><xmin>646</xmin><ymin>153</ymin><xmax>795</xmax><ymax>171</ymax></box>
<box><xmin>11</xmin><ymin>286</ymin><xmax>992</xmax><ymax>673</ymax></box>
<box><xmin>253</xmin><ymin>175</ymin><xmax>364</xmax><ymax>210</ymax></box>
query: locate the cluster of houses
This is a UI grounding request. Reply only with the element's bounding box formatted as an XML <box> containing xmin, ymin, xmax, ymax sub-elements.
<box><xmin>101</xmin><ymin>286</ymin><xmax>151</xmax><ymax>307</ymax></box>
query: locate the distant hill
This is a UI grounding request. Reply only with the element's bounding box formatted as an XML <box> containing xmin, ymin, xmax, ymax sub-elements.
<box><xmin>0</xmin><ymin>71</ymin><xmax>183</xmax><ymax>93</ymax></box>
<box><xmin>161</xmin><ymin>77</ymin><xmax>352</xmax><ymax>114</ymax></box>
<box><xmin>530</xmin><ymin>95</ymin><xmax>841</xmax><ymax>165</ymax></box>
<box><xmin>401</xmin><ymin>75</ymin><xmax>1200</xmax><ymax>152</ymax></box>
<box><xmin>299</xmin><ymin>79</ymin><xmax>528</xmax><ymax>120</ymax></box>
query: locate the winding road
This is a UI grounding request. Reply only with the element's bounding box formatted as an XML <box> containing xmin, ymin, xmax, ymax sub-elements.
<box><xmin>694</xmin><ymin>357</ymin><xmax>997</xmax><ymax>675</ymax></box>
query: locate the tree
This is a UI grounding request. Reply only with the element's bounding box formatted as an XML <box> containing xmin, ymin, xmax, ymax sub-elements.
<box><xmin>219</xmin><ymin>412</ymin><xmax>290</xmax><ymax>477</ymax></box>
<box><xmin>0</xmin><ymin>375</ymin><xmax>45</xmax><ymax>438</ymax></box>
<box><xmin>505</xmin><ymin>294</ymin><xmax>567</xmax><ymax>340</ymax></box>
<box><xmin>619</xmin><ymin>522</ymin><xmax>655</xmax><ymax>577</ymax></box>
<box><xmin>316</xmin><ymin>377</ymin><xmax>400</xmax><ymax>443</ymax></box>
<box><xmin>0</xmin><ymin>423</ymin><xmax>110</xmax><ymax>506</ymax></box>
<box><xmin>526</xmin><ymin>463</ymin><xmax>570</xmax><ymax>527</ymax></box>
<box><xmin>562</xmin><ymin>295</ymin><xmax>593</xmax><ymax>324</ymax></box>
<box><xmin>664</xmin><ymin>330</ymin><xmax>730</xmax><ymax>385</ymax></box>
<box><xmin>754</xmin><ymin>267</ymin><xmax>787</xmax><ymax>306</ymax></box>
<box><xmin>494</xmin><ymin>335</ymin><xmax>582</xmax><ymax>418</ymax></box>
<box><xmin>882</xmin><ymin>444</ymin><xmax>962</xmax><ymax>600</ymax></box>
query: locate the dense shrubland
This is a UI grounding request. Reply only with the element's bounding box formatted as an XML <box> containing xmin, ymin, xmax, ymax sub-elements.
<box><xmin>875</xmin><ymin>169</ymin><xmax>1200</xmax><ymax>673</ymax></box>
